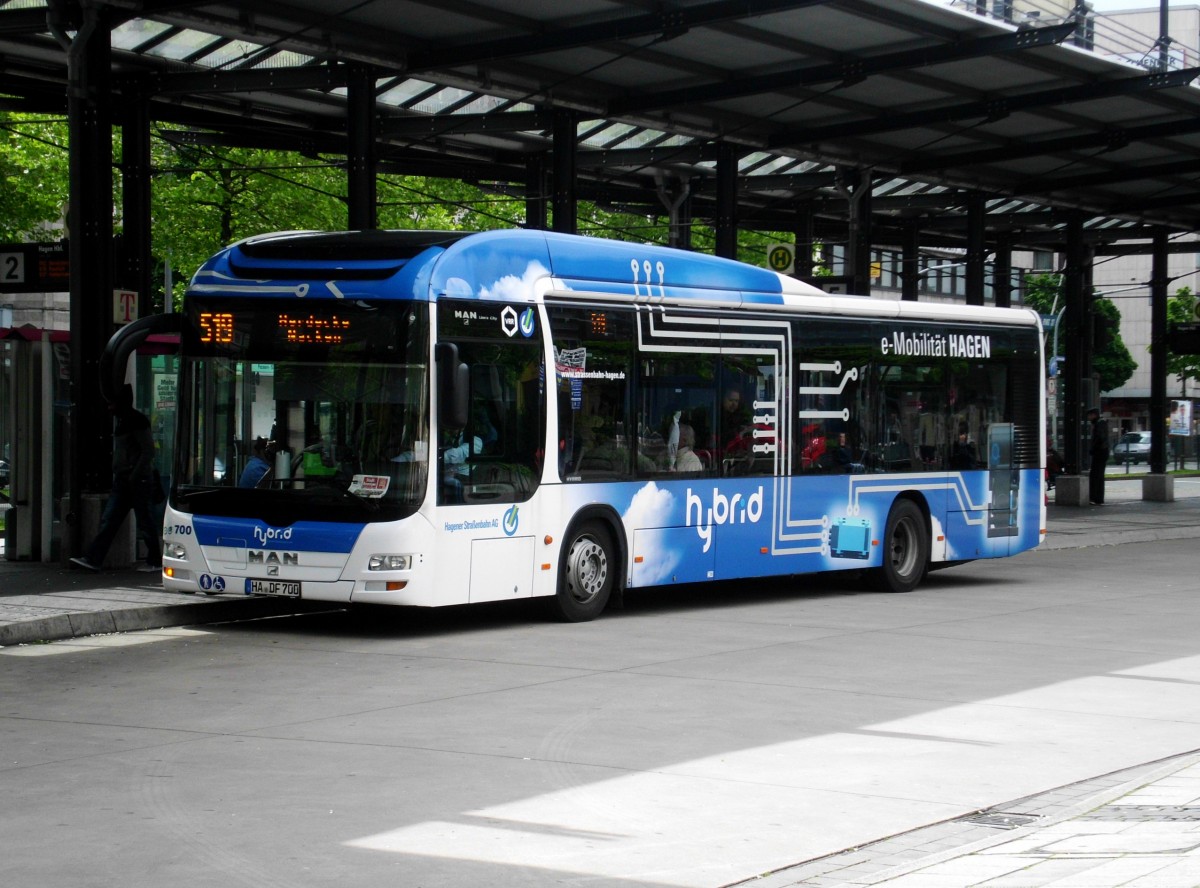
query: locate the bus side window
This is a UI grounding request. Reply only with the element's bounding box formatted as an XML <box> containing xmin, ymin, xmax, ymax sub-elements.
<box><xmin>550</xmin><ymin>305</ymin><xmax>634</xmax><ymax>481</ymax></box>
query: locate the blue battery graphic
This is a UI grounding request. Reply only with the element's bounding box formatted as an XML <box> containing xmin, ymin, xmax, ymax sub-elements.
<box><xmin>830</xmin><ymin>517</ymin><xmax>872</xmax><ymax>559</ymax></box>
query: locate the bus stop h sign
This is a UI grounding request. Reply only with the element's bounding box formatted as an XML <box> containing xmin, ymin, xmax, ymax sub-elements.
<box><xmin>767</xmin><ymin>243</ymin><xmax>795</xmax><ymax>275</ymax></box>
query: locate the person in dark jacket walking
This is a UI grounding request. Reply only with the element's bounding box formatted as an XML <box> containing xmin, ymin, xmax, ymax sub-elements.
<box><xmin>70</xmin><ymin>385</ymin><xmax>162</xmax><ymax>572</ymax></box>
<box><xmin>1087</xmin><ymin>407</ymin><xmax>1109</xmax><ymax>505</ymax></box>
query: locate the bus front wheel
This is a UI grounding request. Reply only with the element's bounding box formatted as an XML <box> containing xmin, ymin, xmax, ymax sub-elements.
<box><xmin>874</xmin><ymin>499</ymin><xmax>928</xmax><ymax>593</ymax></box>
<box><xmin>551</xmin><ymin>521</ymin><xmax>615</xmax><ymax>622</ymax></box>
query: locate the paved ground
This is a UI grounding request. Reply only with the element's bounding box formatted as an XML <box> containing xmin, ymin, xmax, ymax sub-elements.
<box><xmin>4</xmin><ymin>474</ymin><xmax>1200</xmax><ymax>887</ymax></box>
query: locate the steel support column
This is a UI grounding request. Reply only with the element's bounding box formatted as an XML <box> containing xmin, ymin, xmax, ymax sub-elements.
<box><xmin>552</xmin><ymin>111</ymin><xmax>577</xmax><ymax>235</ymax></box>
<box><xmin>992</xmin><ymin>234</ymin><xmax>1013</xmax><ymax>308</ymax></box>
<box><xmin>57</xmin><ymin>2</ymin><xmax>114</xmax><ymax>531</ymax></box>
<box><xmin>965</xmin><ymin>192</ymin><xmax>985</xmax><ymax>306</ymax></box>
<box><xmin>901</xmin><ymin>222</ymin><xmax>919</xmax><ymax>301</ymax></box>
<box><xmin>346</xmin><ymin>63</ymin><xmax>377</xmax><ymax>230</ymax></box>
<box><xmin>715</xmin><ymin>143</ymin><xmax>738</xmax><ymax>259</ymax></box>
<box><xmin>119</xmin><ymin>78</ymin><xmax>152</xmax><ymax>316</ymax></box>
<box><xmin>656</xmin><ymin>174</ymin><xmax>692</xmax><ymax>250</ymax></box>
<box><xmin>1150</xmin><ymin>229</ymin><xmax>1169</xmax><ymax>474</ymax></box>
<box><xmin>840</xmin><ymin>169</ymin><xmax>872</xmax><ymax>295</ymax></box>
<box><xmin>676</xmin><ymin>190</ymin><xmax>693</xmax><ymax>251</ymax></box>
<box><xmin>525</xmin><ymin>154</ymin><xmax>548</xmax><ymax>230</ymax></box>
<box><xmin>794</xmin><ymin>204</ymin><xmax>814</xmax><ymax>278</ymax></box>
<box><xmin>1062</xmin><ymin>213</ymin><xmax>1089</xmax><ymax>475</ymax></box>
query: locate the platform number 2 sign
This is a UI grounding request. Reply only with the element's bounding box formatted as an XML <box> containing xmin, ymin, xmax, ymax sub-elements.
<box><xmin>1</xmin><ymin>252</ymin><xmax>25</xmax><ymax>284</ymax></box>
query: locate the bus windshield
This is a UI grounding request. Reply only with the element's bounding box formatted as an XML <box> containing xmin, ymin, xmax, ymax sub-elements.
<box><xmin>173</xmin><ymin>298</ymin><xmax>429</xmax><ymax>523</ymax></box>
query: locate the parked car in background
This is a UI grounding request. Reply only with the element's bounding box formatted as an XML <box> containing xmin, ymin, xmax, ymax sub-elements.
<box><xmin>1112</xmin><ymin>431</ymin><xmax>1153</xmax><ymax>464</ymax></box>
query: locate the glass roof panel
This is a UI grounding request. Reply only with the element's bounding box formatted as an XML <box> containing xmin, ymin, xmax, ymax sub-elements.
<box><xmin>581</xmin><ymin>122</ymin><xmax>635</xmax><ymax>147</ymax></box>
<box><xmin>747</xmin><ymin>155</ymin><xmax>802</xmax><ymax>176</ymax></box>
<box><xmin>111</xmin><ymin>19</ymin><xmax>173</xmax><ymax>52</ymax></box>
<box><xmin>194</xmin><ymin>39</ymin><xmax>270</xmax><ymax>69</ymax></box>
<box><xmin>413</xmin><ymin>86</ymin><xmax>473</xmax><ymax>115</ymax></box>
<box><xmin>739</xmin><ymin>152</ymin><xmax>770</xmax><ymax>172</ymax></box>
<box><xmin>377</xmin><ymin>79</ymin><xmax>439</xmax><ymax>107</ymax></box>
<box><xmin>253</xmin><ymin>50</ymin><xmax>313</xmax><ymax>69</ymax></box>
<box><xmin>607</xmin><ymin>127</ymin><xmax>670</xmax><ymax>150</ymax></box>
<box><xmin>144</xmin><ymin>29</ymin><xmax>224</xmax><ymax>62</ymax></box>
<box><xmin>453</xmin><ymin>94</ymin><xmax>510</xmax><ymax>115</ymax></box>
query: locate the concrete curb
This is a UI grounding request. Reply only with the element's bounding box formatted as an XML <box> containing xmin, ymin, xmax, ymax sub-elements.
<box><xmin>0</xmin><ymin>596</ymin><xmax>304</xmax><ymax>647</ymax></box>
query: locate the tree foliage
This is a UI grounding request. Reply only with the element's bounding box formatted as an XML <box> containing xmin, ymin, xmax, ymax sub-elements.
<box><xmin>1</xmin><ymin>111</ymin><xmax>844</xmax><ymax>307</ymax></box>
<box><xmin>0</xmin><ymin>113</ymin><xmax>71</xmax><ymax>242</ymax></box>
<box><xmin>1021</xmin><ymin>272</ymin><xmax>1135</xmax><ymax>393</ymax></box>
<box><xmin>1091</xmin><ymin>296</ymin><xmax>1136</xmax><ymax>394</ymax></box>
<box><xmin>1166</xmin><ymin>286</ymin><xmax>1200</xmax><ymax>395</ymax></box>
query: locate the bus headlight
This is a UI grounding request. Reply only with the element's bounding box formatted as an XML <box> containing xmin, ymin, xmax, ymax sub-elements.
<box><xmin>368</xmin><ymin>554</ymin><xmax>412</xmax><ymax>571</ymax></box>
<box><xmin>165</xmin><ymin>542</ymin><xmax>188</xmax><ymax>560</ymax></box>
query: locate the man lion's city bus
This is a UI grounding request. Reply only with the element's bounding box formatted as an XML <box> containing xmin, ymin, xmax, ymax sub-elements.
<box><xmin>152</xmin><ymin>229</ymin><xmax>1045</xmax><ymax>621</ymax></box>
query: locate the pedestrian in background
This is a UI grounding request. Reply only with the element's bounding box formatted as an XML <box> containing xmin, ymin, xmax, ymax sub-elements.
<box><xmin>70</xmin><ymin>385</ymin><xmax>162</xmax><ymax>572</ymax></box>
<box><xmin>1088</xmin><ymin>407</ymin><xmax>1109</xmax><ymax>505</ymax></box>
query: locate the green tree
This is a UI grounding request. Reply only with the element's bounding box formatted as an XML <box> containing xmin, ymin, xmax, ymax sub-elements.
<box><xmin>3</xmin><ymin>112</ymin><xmax>814</xmax><ymax>306</ymax></box>
<box><xmin>1021</xmin><ymin>273</ymin><xmax>1135</xmax><ymax>393</ymax></box>
<box><xmin>0</xmin><ymin>113</ymin><xmax>71</xmax><ymax>241</ymax></box>
<box><xmin>1092</xmin><ymin>296</ymin><xmax>1136</xmax><ymax>394</ymax></box>
<box><xmin>1166</xmin><ymin>286</ymin><xmax>1200</xmax><ymax>397</ymax></box>
<box><xmin>1022</xmin><ymin>273</ymin><xmax>1061</xmax><ymax>315</ymax></box>
<box><xmin>152</xmin><ymin>139</ymin><xmax>351</xmax><ymax>308</ymax></box>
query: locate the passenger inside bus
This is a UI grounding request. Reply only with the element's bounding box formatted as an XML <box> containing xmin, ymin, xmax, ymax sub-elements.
<box><xmin>238</xmin><ymin>437</ymin><xmax>275</xmax><ymax>488</ymax></box>
<box><xmin>441</xmin><ymin>426</ymin><xmax>483</xmax><ymax>502</ymax></box>
<box><xmin>672</xmin><ymin>423</ymin><xmax>703</xmax><ymax>473</ymax></box>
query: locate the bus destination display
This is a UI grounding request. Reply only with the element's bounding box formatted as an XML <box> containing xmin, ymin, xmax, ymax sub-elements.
<box><xmin>197</xmin><ymin>310</ymin><xmax>352</xmax><ymax>346</ymax></box>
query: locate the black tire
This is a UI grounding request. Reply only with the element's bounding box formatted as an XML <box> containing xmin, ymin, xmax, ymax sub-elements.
<box><xmin>550</xmin><ymin>520</ymin><xmax>616</xmax><ymax>622</ymax></box>
<box><xmin>873</xmin><ymin>498</ymin><xmax>928</xmax><ymax>593</ymax></box>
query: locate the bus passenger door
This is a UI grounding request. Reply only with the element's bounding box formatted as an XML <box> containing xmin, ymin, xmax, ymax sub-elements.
<box><xmin>986</xmin><ymin>423</ymin><xmax>1020</xmax><ymax>552</ymax></box>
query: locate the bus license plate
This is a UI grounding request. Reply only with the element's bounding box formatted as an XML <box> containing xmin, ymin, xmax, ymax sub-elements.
<box><xmin>246</xmin><ymin>579</ymin><xmax>301</xmax><ymax>598</ymax></box>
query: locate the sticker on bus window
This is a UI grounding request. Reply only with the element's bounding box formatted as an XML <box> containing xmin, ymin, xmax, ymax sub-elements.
<box><xmin>349</xmin><ymin>474</ymin><xmax>391</xmax><ymax>498</ymax></box>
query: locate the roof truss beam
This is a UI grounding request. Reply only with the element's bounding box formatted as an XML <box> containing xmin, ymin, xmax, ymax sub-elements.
<box><xmin>1022</xmin><ymin>158</ymin><xmax>1200</xmax><ymax>192</ymax></box>
<box><xmin>143</xmin><ymin>62</ymin><xmax>349</xmax><ymax>95</ymax></box>
<box><xmin>615</xmin><ymin>21</ymin><xmax>1074</xmax><ymax>115</ymax></box>
<box><xmin>378</xmin><ymin>110</ymin><xmax>556</xmax><ymax>138</ymax></box>
<box><xmin>898</xmin><ymin>115</ymin><xmax>1200</xmax><ymax>175</ymax></box>
<box><xmin>404</xmin><ymin>0</ymin><xmax>832</xmax><ymax>72</ymax></box>
<box><xmin>576</xmin><ymin>143</ymin><xmax>724</xmax><ymax>169</ymax></box>
<box><xmin>0</xmin><ymin>8</ymin><xmax>50</xmax><ymax>35</ymax></box>
<box><xmin>769</xmin><ymin>66</ymin><xmax>1200</xmax><ymax>147</ymax></box>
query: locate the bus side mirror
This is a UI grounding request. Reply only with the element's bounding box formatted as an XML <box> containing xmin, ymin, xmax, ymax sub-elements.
<box><xmin>436</xmin><ymin>342</ymin><xmax>470</xmax><ymax>429</ymax></box>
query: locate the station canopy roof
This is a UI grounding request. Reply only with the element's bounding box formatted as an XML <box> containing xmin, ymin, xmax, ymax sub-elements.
<box><xmin>3</xmin><ymin>0</ymin><xmax>1200</xmax><ymax>251</ymax></box>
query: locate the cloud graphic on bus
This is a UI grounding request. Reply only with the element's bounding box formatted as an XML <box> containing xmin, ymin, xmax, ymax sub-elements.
<box><xmin>622</xmin><ymin>481</ymin><xmax>681</xmax><ymax>585</ymax></box>
<box><xmin>479</xmin><ymin>260</ymin><xmax>551</xmax><ymax>301</ymax></box>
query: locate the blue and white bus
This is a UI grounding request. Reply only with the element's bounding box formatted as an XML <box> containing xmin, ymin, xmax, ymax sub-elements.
<box><xmin>155</xmin><ymin>229</ymin><xmax>1045</xmax><ymax>620</ymax></box>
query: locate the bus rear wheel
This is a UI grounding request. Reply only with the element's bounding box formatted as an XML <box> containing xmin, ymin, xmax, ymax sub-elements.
<box><xmin>874</xmin><ymin>498</ymin><xmax>928</xmax><ymax>593</ymax></box>
<box><xmin>551</xmin><ymin>521</ymin><xmax>615</xmax><ymax>622</ymax></box>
